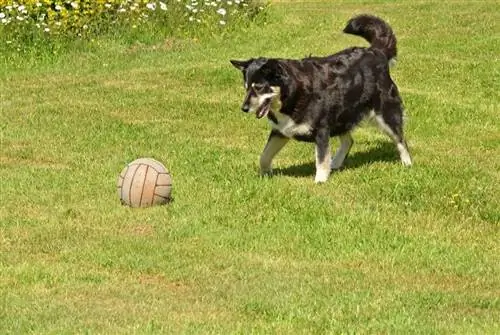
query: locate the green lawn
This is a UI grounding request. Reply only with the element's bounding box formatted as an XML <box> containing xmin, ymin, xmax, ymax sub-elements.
<box><xmin>1</xmin><ymin>1</ymin><xmax>499</xmax><ymax>333</ymax></box>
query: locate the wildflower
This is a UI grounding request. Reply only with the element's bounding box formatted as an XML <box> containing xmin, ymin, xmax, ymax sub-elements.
<box><xmin>219</xmin><ymin>20</ymin><xmax>226</xmax><ymax>25</ymax></box>
<box><xmin>146</xmin><ymin>3</ymin><xmax>156</xmax><ymax>10</ymax></box>
<box><xmin>1</xmin><ymin>18</ymin><xmax>7</xmax><ymax>24</ymax></box>
<box><xmin>0</xmin><ymin>13</ymin><xmax>5</xmax><ymax>19</ymax></box>
<box><xmin>216</xmin><ymin>8</ymin><xmax>226</xmax><ymax>15</ymax></box>
<box><xmin>36</xmin><ymin>2</ymin><xmax>42</xmax><ymax>7</ymax></box>
<box><xmin>227</xmin><ymin>1</ymin><xmax>232</xmax><ymax>5</ymax></box>
<box><xmin>54</xmin><ymin>4</ymin><xmax>62</xmax><ymax>11</ymax></box>
<box><xmin>17</xmin><ymin>5</ymin><xmax>25</xmax><ymax>12</ymax></box>
<box><xmin>70</xmin><ymin>2</ymin><xmax>79</xmax><ymax>9</ymax></box>
<box><xmin>159</xmin><ymin>2</ymin><xmax>167</xmax><ymax>10</ymax></box>
<box><xmin>105</xmin><ymin>3</ymin><xmax>112</xmax><ymax>8</ymax></box>
<box><xmin>44</xmin><ymin>27</ymin><xmax>50</xmax><ymax>32</ymax></box>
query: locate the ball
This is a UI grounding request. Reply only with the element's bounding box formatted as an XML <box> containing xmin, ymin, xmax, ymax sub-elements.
<box><xmin>117</xmin><ymin>158</ymin><xmax>172</xmax><ymax>208</ymax></box>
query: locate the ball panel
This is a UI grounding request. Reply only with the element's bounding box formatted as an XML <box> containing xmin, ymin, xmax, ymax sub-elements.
<box><xmin>156</xmin><ymin>173</ymin><xmax>172</xmax><ymax>186</ymax></box>
<box><xmin>117</xmin><ymin>166</ymin><xmax>128</xmax><ymax>201</ymax></box>
<box><xmin>120</xmin><ymin>163</ymin><xmax>140</xmax><ymax>206</ymax></box>
<box><xmin>152</xmin><ymin>194</ymin><xmax>169</xmax><ymax>206</ymax></box>
<box><xmin>130</xmin><ymin>158</ymin><xmax>168</xmax><ymax>174</ymax></box>
<box><xmin>139</xmin><ymin>166</ymin><xmax>158</xmax><ymax>207</ymax></box>
<box><xmin>155</xmin><ymin>185</ymin><xmax>172</xmax><ymax>199</ymax></box>
<box><xmin>129</xmin><ymin>164</ymin><xmax>149</xmax><ymax>207</ymax></box>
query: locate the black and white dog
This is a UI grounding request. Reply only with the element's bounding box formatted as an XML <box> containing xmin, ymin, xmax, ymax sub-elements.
<box><xmin>230</xmin><ymin>15</ymin><xmax>412</xmax><ymax>183</ymax></box>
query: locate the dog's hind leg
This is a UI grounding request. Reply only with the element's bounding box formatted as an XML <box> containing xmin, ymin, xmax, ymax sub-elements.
<box><xmin>331</xmin><ymin>132</ymin><xmax>353</xmax><ymax>170</ymax></box>
<box><xmin>260</xmin><ymin>130</ymin><xmax>289</xmax><ymax>175</ymax></box>
<box><xmin>375</xmin><ymin>99</ymin><xmax>412</xmax><ymax>166</ymax></box>
<box><xmin>315</xmin><ymin>128</ymin><xmax>332</xmax><ymax>183</ymax></box>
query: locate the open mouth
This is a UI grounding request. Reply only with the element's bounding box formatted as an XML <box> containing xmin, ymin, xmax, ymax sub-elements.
<box><xmin>256</xmin><ymin>99</ymin><xmax>272</xmax><ymax>119</ymax></box>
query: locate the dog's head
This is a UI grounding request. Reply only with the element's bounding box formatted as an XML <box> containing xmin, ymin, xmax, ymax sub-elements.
<box><xmin>230</xmin><ymin>58</ymin><xmax>285</xmax><ymax>119</ymax></box>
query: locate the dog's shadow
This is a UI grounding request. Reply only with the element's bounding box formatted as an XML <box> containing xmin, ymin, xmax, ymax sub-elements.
<box><xmin>275</xmin><ymin>141</ymin><xmax>399</xmax><ymax>177</ymax></box>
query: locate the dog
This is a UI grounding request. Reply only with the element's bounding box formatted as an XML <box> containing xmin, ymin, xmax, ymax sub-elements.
<box><xmin>230</xmin><ymin>14</ymin><xmax>412</xmax><ymax>183</ymax></box>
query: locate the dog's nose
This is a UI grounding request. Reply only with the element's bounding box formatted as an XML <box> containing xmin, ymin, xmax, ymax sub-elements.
<box><xmin>241</xmin><ymin>104</ymin><xmax>250</xmax><ymax>113</ymax></box>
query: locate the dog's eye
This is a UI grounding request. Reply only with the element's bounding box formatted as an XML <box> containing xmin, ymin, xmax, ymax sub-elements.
<box><xmin>252</xmin><ymin>84</ymin><xmax>265</xmax><ymax>92</ymax></box>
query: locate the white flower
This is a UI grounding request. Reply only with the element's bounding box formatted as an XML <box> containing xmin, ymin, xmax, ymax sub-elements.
<box><xmin>146</xmin><ymin>3</ymin><xmax>156</xmax><ymax>10</ymax></box>
<box><xmin>44</xmin><ymin>27</ymin><xmax>50</xmax><ymax>32</ymax></box>
<box><xmin>105</xmin><ymin>3</ymin><xmax>112</xmax><ymax>8</ymax></box>
<box><xmin>188</xmin><ymin>16</ymin><xmax>194</xmax><ymax>21</ymax></box>
<box><xmin>118</xmin><ymin>8</ymin><xmax>126</xmax><ymax>13</ymax></box>
<box><xmin>17</xmin><ymin>5</ymin><xmax>25</xmax><ymax>12</ymax></box>
<box><xmin>227</xmin><ymin>1</ymin><xmax>232</xmax><ymax>5</ymax></box>
<box><xmin>36</xmin><ymin>2</ymin><xmax>42</xmax><ymax>7</ymax></box>
<box><xmin>16</xmin><ymin>16</ymin><xmax>24</xmax><ymax>21</ymax></box>
<box><xmin>216</xmin><ymin>8</ymin><xmax>226</xmax><ymax>15</ymax></box>
<box><xmin>70</xmin><ymin>2</ymin><xmax>79</xmax><ymax>9</ymax></box>
<box><xmin>1</xmin><ymin>18</ymin><xmax>7</xmax><ymax>24</ymax></box>
<box><xmin>54</xmin><ymin>5</ymin><xmax>62</xmax><ymax>11</ymax></box>
<box><xmin>159</xmin><ymin>2</ymin><xmax>167</xmax><ymax>10</ymax></box>
<box><xmin>0</xmin><ymin>13</ymin><xmax>5</xmax><ymax>19</ymax></box>
<box><xmin>219</xmin><ymin>20</ymin><xmax>226</xmax><ymax>25</ymax></box>
<box><xmin>192</xmin><ymin>8</ymin><xmax>198</xmax><ymax>13</ymax></box>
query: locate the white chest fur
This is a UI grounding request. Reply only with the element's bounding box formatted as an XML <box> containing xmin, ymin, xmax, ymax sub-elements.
<box><xmin>269</xmin><ymin>111</ymin><xmax>312</xmax><ymax>138</ymax></box>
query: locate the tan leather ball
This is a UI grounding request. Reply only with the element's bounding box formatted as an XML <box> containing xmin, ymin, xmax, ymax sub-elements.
<box><xmin>117</xmin><ymin>158</ymin><xmax>172</xmax><ymax>207</ymax></box>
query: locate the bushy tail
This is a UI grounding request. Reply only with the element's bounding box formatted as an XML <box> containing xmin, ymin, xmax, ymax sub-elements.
<box><xmin>343</xmin><ymin>14</ymin><xmax>397</xmax><ymax>61</ymax></box>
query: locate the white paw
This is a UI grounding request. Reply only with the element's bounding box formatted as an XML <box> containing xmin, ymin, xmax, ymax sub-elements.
<box><xmin>314</xmin><ymin>169</ymin><xmax>330</xmax><ymax>183</ymax></box>
<box><xmin>402</xmin><ymin>158</ymin><xmax>412</xmax><ymax>167</ymax></box>
<box><xmin>260</xmin><ymin>167</ymin><xmax>273</xmax><ymax>176</ymax></box>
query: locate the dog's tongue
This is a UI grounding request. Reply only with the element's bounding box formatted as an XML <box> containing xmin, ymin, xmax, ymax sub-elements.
<box><xmin>256</xmin><ymin>104</ymin><xmax>270</xmax><ymax>119</ymax></box>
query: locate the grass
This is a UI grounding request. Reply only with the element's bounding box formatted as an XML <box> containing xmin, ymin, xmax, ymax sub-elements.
<box><xmin>1</xmin><ymin>0</ymin><xmax>499</xmax><ymax>333</ymax></box>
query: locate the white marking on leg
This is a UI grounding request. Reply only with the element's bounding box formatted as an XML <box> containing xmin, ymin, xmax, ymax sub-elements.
<box><xmin>331</xmin><ymin>133</ymin><xmax>353</xmax><ymax>170</ymax></box>
<box><xmin>375</xmin><ymin>115</ymin><xmax>412</xmax><ymax>166</ymax></box>
<box><xmin>397</xmin><ymin>142</ymin><xmax>412</xmax><ymax>166</ymax></box>
<box><xmin>375</xmin><ymin>115</ymin><xmax>397</xmax><ymax>139</ymax></box>
<box><xmin>315</xmin><ymin>144</ymin><xmax>331</xmax><ymax>183</ymax></box>
<box><xmin>260</xmin><ymin>135</ymin><xmax>289</xmax><ymax>175</ymax></box>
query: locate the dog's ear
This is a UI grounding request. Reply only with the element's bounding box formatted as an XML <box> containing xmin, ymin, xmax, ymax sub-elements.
<box><xmin>262</xmin><ymin>59</ymin><xmax>288</xmax><ymax>85</ymax></box>
<box><xmin>230</xmin><ymin>59</ymin><xmax>252</xmax><ymax>71</ymax></box>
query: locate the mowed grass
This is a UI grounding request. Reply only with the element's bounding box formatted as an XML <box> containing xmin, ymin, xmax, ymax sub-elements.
<box><xmin>1</xmin><ymin>1</ymin><xmax>499</xmax><ymax>333</ymax></box>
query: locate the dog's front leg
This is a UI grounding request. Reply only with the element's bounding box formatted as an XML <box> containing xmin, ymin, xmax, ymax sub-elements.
<box><xmin>315</xmin><ymin>128</ymin><xmax>331</xmax><ymax>183</ymax></box>
<box><xmin>260</xmin><ymin>130</ymin><xmax>289</xmax><ymax>175</ymax></box>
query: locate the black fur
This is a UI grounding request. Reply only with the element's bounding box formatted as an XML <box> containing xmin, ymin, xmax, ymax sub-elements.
<box><xmin>230</xmin><ymin>14</ymin><xmax>411</xmax><ymax>182</ymax></box>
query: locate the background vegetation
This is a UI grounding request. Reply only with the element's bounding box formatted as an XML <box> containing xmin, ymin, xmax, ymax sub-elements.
<box><xmin>1</xmin><ymin>0</ymin><xmax>499</xmax><ymax>333</ymax></box>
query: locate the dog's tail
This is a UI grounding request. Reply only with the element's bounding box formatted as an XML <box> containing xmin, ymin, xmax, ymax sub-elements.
<box><xmin>343</xmin><ymin>14</ymin><xmax>397</xmax><ymax>61</ymax></box>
